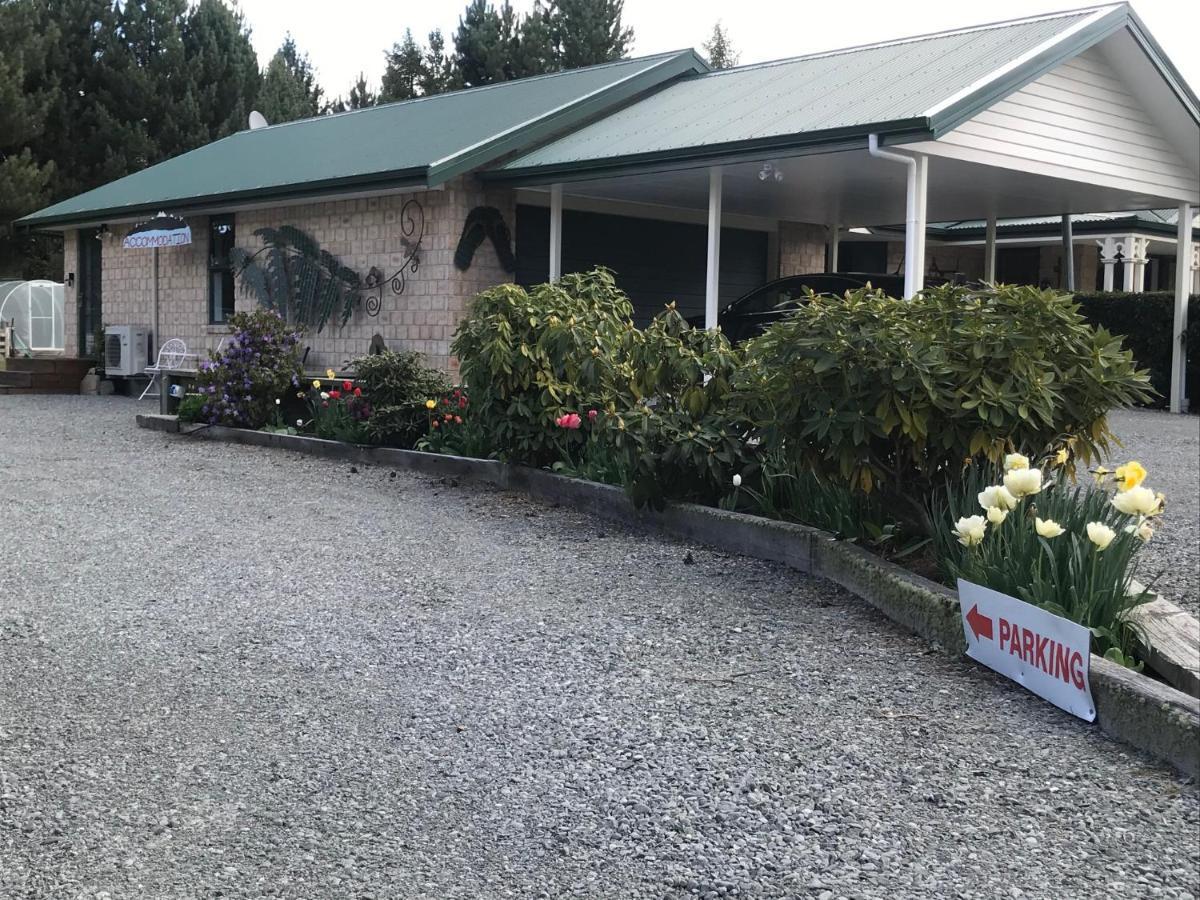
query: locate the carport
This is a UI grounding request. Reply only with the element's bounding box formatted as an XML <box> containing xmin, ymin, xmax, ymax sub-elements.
<box><xmin>486</xmin><ymin>4</ymin><xmax>1199</xmax><ymax>411</ymax></box>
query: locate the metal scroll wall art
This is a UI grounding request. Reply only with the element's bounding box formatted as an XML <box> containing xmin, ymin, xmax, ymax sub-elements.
<box><xmin>363</xmin><ymin>198</ymin><xmax>425</xmax><ymax>317</ymax></box>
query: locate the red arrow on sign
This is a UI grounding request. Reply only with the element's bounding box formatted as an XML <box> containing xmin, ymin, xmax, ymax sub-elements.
<box><xmin>966</xmin><ymin>604</ymin><xmax>994</xmax><ymax>641</ymax></box>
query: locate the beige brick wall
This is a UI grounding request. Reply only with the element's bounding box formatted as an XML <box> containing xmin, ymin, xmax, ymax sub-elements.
<box><xmin>62</xmin><ymin>177</ymin><xmax>515</xmax><ymax>373</ymax></box>
<box><xmin>62</xmin><ymin>231</ymin><xmax>79</xmax><ymax>357</ymax></box>
<box><xmin>777</xmin><ymin>222</ymin><xmax>826</xmax><ymax>275</ymax></box>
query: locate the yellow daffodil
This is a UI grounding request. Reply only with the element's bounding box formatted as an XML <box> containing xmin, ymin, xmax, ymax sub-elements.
<box><xmin>1092</xmin><ymin>466</ymin><xmax>1111</xmax><ymax>484</ymax></box>
<box><xmin>312</xmin><ymin>379</ymin><xmax>321</xmax><ymax>389</ymax></box>
<box><xmin>986</xmin><ymin>506</ymin><xmax>1008</xmax><ymax>525</ymax></box>
<box><xmin>1113</xmin><ymin>460</ymin><xmax>1147</xmax><ymax>491</ymax></box>
<box><xmin>1111</xmin><ymin>485</ymin><xmax>1162</xmax><ymax>517</ymax></box>
<box><xmin>977</xmin><ymin>484</ymin><xmax>1018</xmax><ymax>511</ymax></box>
<box><xmin>953</xmin><ymin>515</ymin><xmax>987</xmax><ymax>547</ymax></box>
<box><xmin>1086</xmin><ymin>522</ymin><xmax>1116</xmax><ymax>551</ymax></box>
<box><xmin>1054</xmin><ymin>447</ymin><xmax>1069</xmax><ymax>466</ymax></box>
<box><xmin>425</xmin><ymin>399</ymin><xmax>437</xmax><ymax>410</ymax></box>
<box><xmin>1035</xmin><ymin>517</ymin><xmax>1065</xmax><ymax>538</ymax></box>
<box><xmin>1004</xmin><ymin>452</ymin><xmax>1030</xmax><ymax>471</ymax></box>
<box><xmin>326</xmin><ymin>368</ymin><xmax>336</xmax><ymax>380</ymax></box>
<box><xmin>1003</xmin><ymin>467</ymin><xmax>1043</xmax><ymax>498</ymax></box>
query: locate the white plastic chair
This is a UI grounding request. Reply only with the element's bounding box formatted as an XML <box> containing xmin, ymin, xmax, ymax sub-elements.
<box><xmin>139</xmin><ymin>338</ymin><xmax>189</xmax><ymax>400</ymax></box>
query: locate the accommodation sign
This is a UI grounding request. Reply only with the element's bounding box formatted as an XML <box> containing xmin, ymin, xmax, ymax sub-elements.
<box><xmin>958</xmin><ymin>579</ymin><xmax>1096</xmax><ymax>722</ymax></box>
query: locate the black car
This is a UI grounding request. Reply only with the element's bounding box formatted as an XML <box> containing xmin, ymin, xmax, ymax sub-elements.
<box><xmin>694</xmin><ymin>272</ymin><xmax>946</xmax><ymax>343</ymax></box>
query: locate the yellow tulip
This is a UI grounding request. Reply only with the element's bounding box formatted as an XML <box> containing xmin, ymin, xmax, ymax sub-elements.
<box><xmin>312</xmin><ymin>380</ymin><xmax>321</xmax><ymax>389</ymax></box>
<box><xmin>1003</xmin><ymin>467</ymin><xmax>1042</xmax><ymax>498</ymax></box>
<box><xmin>1086</xmin><ymin>522</ymin><xmax>1116</xmax><ymax>551</ymax></box>
<box><xmin>1113</xmin><ymin>460</ymin><xmax>1147</xmax><ymax>492</ymax></box>
<box><xmin>986</xmin><ymin>506</ymin><xmax>1007</xmax><ymax>525</ymax></box>
<box><xmin>977</xmin><ymin>484</ymin><xmax>1018</xmax><ymax>512</ymax></box>
<box><xmin>1111</xmin><ymin>485</ymin><xmax>1161</xmax><ymax>517</ymax></box>
<box><xmin>1004</xmin><ymin>453</ymin><xmax>1030</xmax><ymax>471</ymax></box>
<box><xmin>425</xmin><ymin>399</ymin><xmax>437</xmax><ymax>410</ymax></box>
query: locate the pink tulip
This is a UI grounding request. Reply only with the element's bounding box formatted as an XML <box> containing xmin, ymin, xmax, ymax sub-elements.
<box><xmin>587</xmin><ymin>409</ymin><xmax>598</xmax><ymax>422</ymax></box>
<box><xmin>566</xmin><ymin>413</ymin><xmax>582</xmax><ymax>429</ymax></box>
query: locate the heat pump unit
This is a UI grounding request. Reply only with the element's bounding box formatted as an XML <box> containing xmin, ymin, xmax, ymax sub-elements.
<box><xmin>104</xmin><ymin>325</ymin><xmax>150</xmax><ymax>376</ymax></box>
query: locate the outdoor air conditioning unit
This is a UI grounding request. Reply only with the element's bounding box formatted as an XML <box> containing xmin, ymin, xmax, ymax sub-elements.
<box><xmin>104</xmin><ymin>325</ymin><xmax>150</xmax><ymax>376</ymax></box>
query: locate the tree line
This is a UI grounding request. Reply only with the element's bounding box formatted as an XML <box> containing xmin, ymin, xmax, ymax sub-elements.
<box><xmin>0</xmin><ymin>0</ymin><xmax>736</xmax><ymax>278</ymax></box>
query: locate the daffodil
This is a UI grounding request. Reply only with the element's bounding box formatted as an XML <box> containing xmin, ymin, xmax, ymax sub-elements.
<box><xmin>312</xmin><ymin>380</ymin><xmax>321</xmax><ymax>389</ymax></box>
<box><xmin>986</xmin><ymin>506</ymin><xmax>1007</xmax><ymax>525</ymax></box>
<box><xmin>1054</xmin><ymin>447</ymin><xmax>1069</xmax><ymax>466</ymax></box>
<box><xmin>1004</xmin><ymin>452</ymin><xmax>1030</xmax><ymax>471</ymax></box>
<box><xmin>1003</xmin><ymin>467</ymin><xmax>1043</xmax><ymax>498</ymax></box>
<box><xmin>326</xmin><ymin>368</ymin><xmax>336</xmax><ymax>380</ymax></box>
<box><xmin>1113</xmin><ymin>460</ymin><xmax>1147</xmax><ymax>491</ymax></box>
<box><xmin>953</xmin><ymin>515</ymin><xmax>987</xmax><ymax>547</ymax></box>
<box><xmin>1124</xmin><ymin>521</ymin><xmax>1153</xmax><ymax>543</ymax></box>
<box><xmin>1035</xmin><ymin>517</ymin><xmax>1065</xmax><ymax>538</ymax></box>
<box><xmin>1111</xmin><ymin>485</ymin><xmax>1162</xmax><ymax>517</ymax></box>
<box><xmin>1092</xmin><ymin>466</ymin><xmax>1111</xmax><ymax>485</ymax></box>
<box><xmin>977</xmin><ymin>484</ymin><xmax>1018</xmax><ymax>511</ymax></box>
<box><xmin>1086</xmin><ymin>522</ymin><xmax>1116</xmax><ymax>551</ymax></box>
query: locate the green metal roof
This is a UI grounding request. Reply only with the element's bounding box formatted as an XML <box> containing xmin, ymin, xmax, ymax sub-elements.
<box><xmin>491</xmin><ymin>4</ymin><xmax>1173</xmax><ymax>182</ymax></box>
<box><xmin>17</xmin><ymin>50</ymin><xmax>707</xmax><ymax>229</ymax></box>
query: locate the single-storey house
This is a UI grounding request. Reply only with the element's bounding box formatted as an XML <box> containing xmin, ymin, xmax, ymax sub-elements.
<box><xmin>16</xmin><ymin>2</ymin><xmax>1200</xmax><ymax>410</ymax></box>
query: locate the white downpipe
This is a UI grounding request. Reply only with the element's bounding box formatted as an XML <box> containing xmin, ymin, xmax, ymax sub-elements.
<box><xmin>705</xmin><ymin>166</ymin><xmax>723</xmax><ymax>330</ymax></box>
<box><xmin>1170</xmin><ymin>203</ymin><xmax>1192</xmax><ymax>413</ymax></box>
<box><xmin>868</xmin><ymin>134</ymin><xmax>924</xmax><ymax>298</ymax></box>
<box><xmin>548</xmin><ymin>183</ymin><xmax>563</xmax><ymax>283</ymax></box>
<box><xmin>1061</xmin><ymin>215</ymin><xmax>1074</xmax><ymax>291</ymax></box>
<box><xmin>984</xmin><ymin>215</ymin><xmax>997</xmax><ymax>283</ymax></box>
<box><xmin>829</xmin><ymin>221</ymin><xmax>840</xmax><ymax>272</ymax></box>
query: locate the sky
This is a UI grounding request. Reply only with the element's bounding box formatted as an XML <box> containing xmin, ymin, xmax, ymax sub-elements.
<box><xmin>233</xmin><ymin>0</ymin><xmax>1200</xmax><ymax>102</ymax></box>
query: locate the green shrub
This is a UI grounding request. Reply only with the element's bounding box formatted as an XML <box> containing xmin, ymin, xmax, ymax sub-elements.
<box><xmin>176</xmin><ymin>393</ymin><xmax>205</xmax><ymax>423</ymax></box>
<box><xmin>194</xmin><ymin>309</ymin><xmax>304</xmax><ymax>428</ymax></box>
<box><xmin>737</xmin><ymin>284</ymin><xmax>1154</xmax><ymax>534</ymax></box>
<box><xmin>1072</xmin><ymin>291</ymin><xmax>1199</xmax><ymax>408</ymax></box>
<box><xmin>350</xmin><ymin>350</ymin><xmax>448</xmax><ymax>447</ymax></box>
<box><xmin>450</xmin><ymin>268</ymin><xmax>633</xmax><ymax>466</ymax></box>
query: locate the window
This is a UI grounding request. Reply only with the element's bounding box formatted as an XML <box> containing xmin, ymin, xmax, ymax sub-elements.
<box><xmin>208</xmin><ymin>215</ymin><xmax>236</xmax><ymax>324</ymax></box>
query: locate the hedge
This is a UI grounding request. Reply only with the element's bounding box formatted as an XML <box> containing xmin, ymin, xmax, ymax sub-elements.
<box><xmin>1072</xmin><ymin>292</ymin><xmax>1199</xmax><ymax>409</ymax></box>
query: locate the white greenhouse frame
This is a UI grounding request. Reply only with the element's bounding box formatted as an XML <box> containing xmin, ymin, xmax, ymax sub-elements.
<box><xmin>0</xmin><ymin>280</ymin><xmax>65</xmax><ymax>353</ymax></box>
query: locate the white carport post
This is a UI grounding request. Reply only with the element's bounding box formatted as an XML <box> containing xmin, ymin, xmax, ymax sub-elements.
<box><xmin>867</xmin><ymin>135</ymin><xmax>926</xmax><ymax>298</ymax></box>
<box><xmin>828</xmin><ymin>222</ymin><xmax>840</xmax><ymax>272</ymax></box>
<box><xmin>548</xmin><ymin>183</ymin><xmax>563</xmax><ymax>282</ymax></box>
<box><xmin>705</xmin><ymin>166</ymin><xmax>723</xmax><ymax>329</ymax></box>
<box><xmin>1061</xmin><ymin>215</ymin><xmax>1075</xmax><ymax>291</ymax></box>
<box><xmin>1170</xmin><ymin>202</ymin><xmax>1192</xmax><ymax>413</ymax></box>
<box><xmin>984</xmin><ymin>216</ymin><xmax>997</xmax><ymax>282</ymax></box>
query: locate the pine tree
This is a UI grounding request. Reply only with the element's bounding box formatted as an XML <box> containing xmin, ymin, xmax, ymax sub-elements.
<box><xmin>453</xmin><ymin>0</ymin><xmax>519</xmax><ymax>87</ymax></box>
<box><xmin>512</xmin><ymin>0</ymin><xmax>556</xmax><ymax>79</ymax></box>
<box><xmin>421</xmin><ymin>29</ymin><xmax>458</xmax><ymax>94</ymax></box>
<box><xmin>380</xmin><ymin>29</ymin><xmax>427</xmax><ymax>102</ymax></box>
<box><xmin>181</xmin><ymin>0</ymin><xmax>262</xmax><ymax>141</ymax></box>
<box><xmin>258</xmin><ymin>36</ymin><xmax>325</xmax><ymax>124</ymax></box>
<box><xmin>328</xmin><ymin>73</ymin><xmax>376</xmax><ymax>113</ymax></box>
<box><xmin>550</xmin><ymin>0</ymin><xmax>633</xmax><ymax>70</ymax></box>
<box><xmin>702</xmin><ymin>21</ymin><xmax>739</xmax><ymax>70</ymax></box>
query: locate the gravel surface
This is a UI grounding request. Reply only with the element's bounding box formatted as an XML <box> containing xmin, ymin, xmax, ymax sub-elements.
<box><xmin>2</xmin><ymin>395</ymin><xmax>1198</xmax><ymax>900</ymax></box>
<box><xmin>1104</xmin><ymin>409</ymin><xmax>1200</xmax><ymax>619</ymax></box>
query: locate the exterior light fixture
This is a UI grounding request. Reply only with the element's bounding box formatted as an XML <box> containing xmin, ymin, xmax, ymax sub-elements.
<box><xmin>757</xmin><ymin>162</ymin><xmax>784</xmax><ymax>183</ymax></box>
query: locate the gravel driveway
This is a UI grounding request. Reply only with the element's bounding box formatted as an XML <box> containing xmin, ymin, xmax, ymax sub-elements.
<box><xmin>1105</xmin><ymin>409</ymin><xmax>1200</xmax><ymax>619</ymax></box>
<box><xmin>1</xmin><ymin>396</ymin><xmax>1198</xmax><ymax>900</ymax></box>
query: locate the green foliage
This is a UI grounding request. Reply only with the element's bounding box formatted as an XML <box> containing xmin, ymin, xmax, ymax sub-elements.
<box><xmin>601</xmin><ymin>305</ymin><xmax>745</xmax><ymax>509</ymax></box>
<box><xmin>451</xmin><ymin>269</ymin><xmax>633</xmax><ymax>466</ymax></box>
<box><xmin>933</xmin><ymin>460</ymin><xmax>1155</xmax><ymax>664</ymax></box>
<box><xmin>305</xmin><ymin>378</ymin><xmax>370</xmax><ymax>443</ymax></box>
<box><xmin>328</xmin><ymin>73</ymin><xmax>376</xmax><ymax>113</ymax></box>
<box><xmin>702</xmin><ymin>21</ymin><xmax>739</xmax><ymax>69</ymax></box>
<box><xmin>258</xmin><ymin>35</ymin><xmax>324</xmax><ymax>124</ymax></box>
<box><xmin>738</xmin><ymin>284</ymin><xmax>1155</xmax><ymax>534</ymax></box>
<box><xmin>181</xmin><ymin>0</ymin><xmax>262</xmax><ymax>143</ymax></box>
<box><xmin>350</xmin><ymin>350</ymin><xmax>450</xmax><ymax>448</ymax></box>
<box><xmin>1073</xmin><ymin>291</ymin><xmax>1199</xmax><ymax>409</ymax></box>
<box><xmin>551</xmin><ymin>0</ymin><xmax>634</xmax><ymax>69</ymax></box>
<box><xmin>380</xmin><ymin>30</ymin><xmax>426</xmax><ymax>102</ymax></box>
<box><xmin>229</xmin><ymin>225</ymin><xmax>364</xmax><ymax>333</ymax></box>
<box><xmin>176</xmin><ymin>393</ymin><xmax>206</xmax><ymax>423</ymax></box>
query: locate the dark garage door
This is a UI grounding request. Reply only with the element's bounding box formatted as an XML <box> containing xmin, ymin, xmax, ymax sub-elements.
<box><xmin>515</xmin><ymin>205</ymin><xmax>769</xmax><ymax>325</ymax></box>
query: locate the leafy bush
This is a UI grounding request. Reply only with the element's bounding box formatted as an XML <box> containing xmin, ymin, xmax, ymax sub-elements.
<box><xmin>350</xmin><ymin>350</ymin><xmax>448</xmax><ymax>448</ymax></box>
<box><xmin>738</xmin><ymin>284</ymin><xmax>1154</xmax><ymax>533</ymax></box>
<box><xmin>934</xmin><ymin>453</ymin><xmax>1164</xmax><ymax>666</ymax></box>
<box><xmin>450</xmin><ymin>269</ymin><xmax>633</xmax><ymax>466</ymax></box>
<box><xmin>1072</xmin><ymin>291</ymin><xmax>1199</xmax><ymax>408</ymax></box>
<box><xmin>195</xmin><ymin>309</ymin><xmax>304</xmax><ymax>428</ymax></box>
<box><xmin>176</xmin><ymin>393</ymin><xmax>205</xmax><ymax>423</ymax></box>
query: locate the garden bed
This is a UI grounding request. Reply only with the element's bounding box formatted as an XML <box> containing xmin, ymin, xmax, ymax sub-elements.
<box><xmin>137</xmin><ymin>413</ymin><xmax>1200</xmax><ymax>777</ymax></box>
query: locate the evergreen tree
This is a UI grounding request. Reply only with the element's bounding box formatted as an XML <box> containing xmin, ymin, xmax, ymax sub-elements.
<box><xmin>181</xmin><ymin>0</ymin><xmax>262</xmax><ymax>141</ymax></box>
<box><xmin>328</xmin><ymin>73</ymin><xmax>376</xmax><ymax>113</ymax></box>
<box><xmin>702</xmin><ymin>21</ymin><xmax>739</xmax><ymax>70</ymax></box>
<box><xmin>453</xmin><ymin>0</ymin><xmax>518</xmax><ymax>87</ymax></box>
<box><xmin>550</xmin><ymin>0</ymin><xmax>633</xmax><ymax>70</ymax></box>
<box><xmin>512</xmin><ymin>1</ymin><xmax>555</xmax><ymax>79</ymax></box>
<box><xmin>258</xmin><ymin>36</ymin><xmax>324</xmax><ymax>124</ymax></box>
<box><xmin>421</xmin><ymin>28</ymin><xmax>458</xmax><ymax>95</ymax></box>
<box><xmin>380</xmin><ymin>29</ymin><xmax>426</xmax><ymax>102</ymax></box>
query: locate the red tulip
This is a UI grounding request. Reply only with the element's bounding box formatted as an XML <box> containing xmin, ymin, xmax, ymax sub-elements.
<box><xmin>329</xmin><ymin>389</ymin><xmax>341</xmax><ymax>400</ymax></box>
<box><xmin>343</xmin><ymin>380</ymin><xmax>352</xmax><ymax>391</ymax></box>
<box><xmin>353</xmin><ymin>387</ymin><xmax>362</xmax><ymax>397</ymax></box>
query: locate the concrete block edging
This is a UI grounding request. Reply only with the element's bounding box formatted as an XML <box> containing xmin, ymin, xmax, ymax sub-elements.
<box><xmin>136</xmin><ymin>414</ymin><xmax>1200</xmax><ymax>777</ymax></box>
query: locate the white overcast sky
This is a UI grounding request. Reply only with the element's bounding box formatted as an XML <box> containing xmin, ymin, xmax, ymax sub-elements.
<box><xmin>233</xmin><ymin>0</ymin><xmax>1200</xmax><ymax>101</ymax></box>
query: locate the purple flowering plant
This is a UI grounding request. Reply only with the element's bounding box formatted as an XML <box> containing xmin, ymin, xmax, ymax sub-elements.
<box><xmin>194</xmin><ymin>309</ymin><xmax>304</xmax><ymax>428</ymax></box>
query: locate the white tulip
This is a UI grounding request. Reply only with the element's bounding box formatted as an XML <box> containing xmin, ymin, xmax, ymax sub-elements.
<box><xmin>978</xmin><ymin>484</ymin><xmax>1019</xmax><ymax>511</ymax></box>
<box><xmin>1004</xmin><ymin>453</ymin><xmax>1030</xmax><ymax>471</ymax></box>
<box><xmin>986</xmin><ymin>506</ymin><xmax>1008</xmax><ymax>525</ymax></box>
<box><xmin>1003</xmin><ymin>467</ymin><xmax>1043</xmax><ymax>498</ymax></box>
<box><xmin>1124</xmin><ymin>521</ymin><xmax>1153</xmax><ymax>543</ymax></box>
<box><xmin>732</xmin><ymin>474</ymin><xmax>742</xmax><ymax>487</ymax></box>
<box><xmin>1086</xmin><ymin>522</ymin><xmax>1116</xmax><ymax>551</ymax></box>
<box><xmin>1035</xmin><ymin>517</ymin><xmax>1065</xmax><ymax>538</ymax></box>
<box><xmin>954</xmin><ymin>515</ymin><xmax>987</xmax><ymax>547</ymax></box>
<box><xmin>1111</xmin><ymin>485</ymin><xmax>1161</xmax><ymax>518</ymax></box>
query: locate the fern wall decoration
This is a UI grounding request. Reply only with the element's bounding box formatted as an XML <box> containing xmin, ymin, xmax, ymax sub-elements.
<box><xmin>455</xmin><ymin>207</ymin><xmax>516</xmax><ymax>273</ymax></box>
